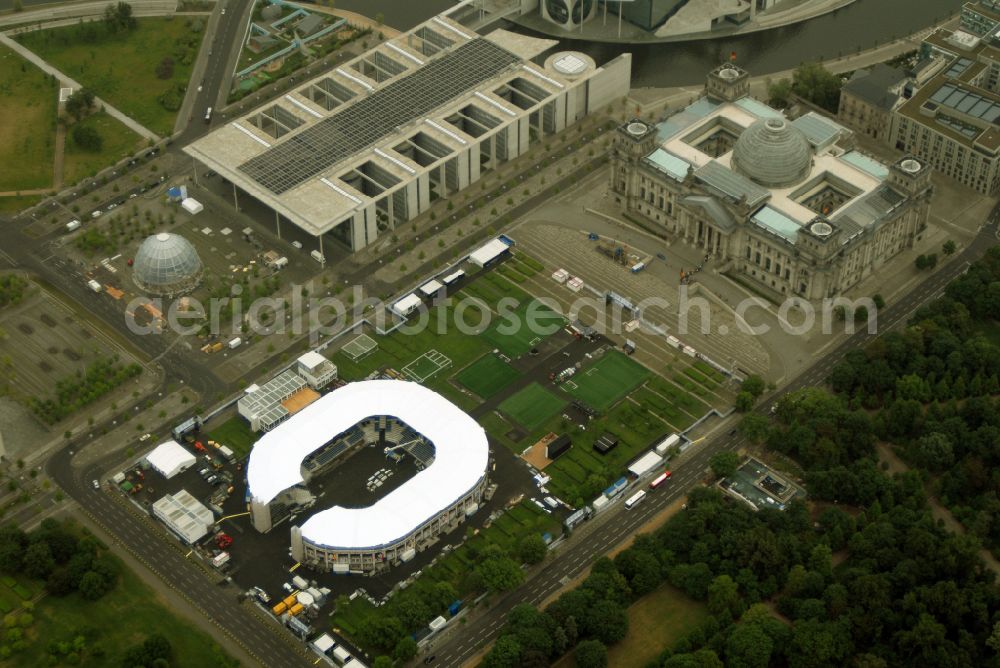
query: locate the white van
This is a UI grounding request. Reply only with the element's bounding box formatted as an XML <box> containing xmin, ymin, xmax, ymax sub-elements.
<box><xmin>65</xmin><ymin>220</ymin><xmax>81</xmax><ymax>232</ymax></box>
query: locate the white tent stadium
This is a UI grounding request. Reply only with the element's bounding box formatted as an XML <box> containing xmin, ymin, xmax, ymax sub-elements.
<box><xmin>146</xmin><ymin>440</ymin><xmax>196</xmax><ymax>479</ymax></box>
<box><xmin>247</xmin><ymin>380</ymin><xmax>489</xmax><ymax>551</ymax></box>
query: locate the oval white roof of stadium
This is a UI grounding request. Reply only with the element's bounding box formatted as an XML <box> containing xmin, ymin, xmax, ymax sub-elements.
<box><xmin>246</xmin><ymin>379</ymin><xmax>489</xmax><ymax>550</ymax></box>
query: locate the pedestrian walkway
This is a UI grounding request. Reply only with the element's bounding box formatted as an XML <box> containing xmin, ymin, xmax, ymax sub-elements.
<box><xmin>0</xmin><ymin>33</ymin><xmax>159</xmax><ymax>142</ymax></box>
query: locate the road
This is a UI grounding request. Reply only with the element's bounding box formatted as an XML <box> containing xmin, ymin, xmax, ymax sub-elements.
<box><xmin>428</xmin><ymin>211</ymin><xmax>1000</xmax><ymax>667</ymax></box>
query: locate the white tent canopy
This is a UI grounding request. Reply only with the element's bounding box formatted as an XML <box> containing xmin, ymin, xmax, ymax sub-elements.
<box><xmin>247</xmin><ymin>380</ymin><xmax>489</xmax><ymax>550</ymax></box>
<box><xmin>391</xmin><ymin>293</ymin><xmax>422</xmax><ymax>316</ymax></box>
<box><xmin>180</xmin><ymin>198</ymin><xmax>203</xmax><ymax>215</ymax></box>
<box><xmin>469</xmin><ymin>238</ymin><xmax>510</xmax><ymax>267</ymax></box>
<box><xmin>628</xmin><ymin>451</ymin><xmax>663</xmax><ymax>478</ymax></box>
<box><xmin>146</xmin><ymin>440</ymin><xmax>196</xmax><ymax>479</ymax></box>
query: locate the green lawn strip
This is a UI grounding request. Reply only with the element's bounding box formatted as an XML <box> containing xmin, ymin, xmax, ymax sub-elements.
<box><xmin>683</xmin><ymin>365</ymin><xmax>717</xmax><ymax>389</ymax></box>
<box><xmin>0</xmin><ymin>44</ymin><xmax>57</xmax><ymax>191</ymax></box>
<box><xmin>561</xmin><ymin>350</ymin><xmax>650</xmax><ymax>410</ymax></box>
<box><xmin>692</xmin><ymin>359</ymin><xmax>725</xmax><ymax>383</ymax></box>
<box><xmin>454</xmin><ymin>353</ymin><xmax>520</xmax><ymax>399</ymax></box>
<box><xmin>0</xmin><ymin>195</ymin><xmax>44</xmax><ymax>215</ymax></box>
<box><xmin>498</xmin><ymin>265</ymin><xmax>526</xmax><ymax>283</ymax></box>
<box><xmin>483</xmin><ymin>272</ymin><xmax>532</xmax><ymax>302</ymax></box>
<box><xmin>62</xmin><ymin>111</ymin><xmax>144</xmax><ymax>185</ymax></box>
<box><xmin>513</xmin><ymin>252</ymin><xmax>544</xmax><ymax>273</ymax></box>
<box><xmin>646</xmin><ymin>375</ymin><xmax>712</xmax><ymax>417</ymax></box>
<box><xmin>17</xmin><ymin>18</ymin><xmax>206</xmax><ymax>136</ymax></box>
<box><xmin>207</xmin><ymin>414</ymin><xmax>257</xmax><ymax>459</ymax></box>
<box><xmin>500</xmin><ymin>383</ymin><xmax>567</xmax><ymax>431</ymax></box>
<box><xmin>10</xmin><ymin>555</ymin><xmax>236</xmax><ymax>667</ymax></box>
<box><xmin>630</xmin><ymin>387</ymin><xmax>686</xmax><ymax>432</ymax></box>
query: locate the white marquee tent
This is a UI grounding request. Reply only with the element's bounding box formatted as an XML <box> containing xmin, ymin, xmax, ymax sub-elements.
<box><xmin>146</xmin><ymin>440</ymin><xmax>196</xmax><ymax>479</ymax></box>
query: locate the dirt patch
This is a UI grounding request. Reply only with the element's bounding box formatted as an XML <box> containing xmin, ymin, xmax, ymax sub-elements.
<box><xmin>39</xmin><ymin>313</ymin><xmax>56</xmax><ymax>327</ymax></box>
<box><xmin>38</xmin><ymin>360</ymin><xmax>52</xmax><ymax>373</ymax></box>
<box><xmin>78</xmin><ymin>328</ymin><xmax>93</xmax><ymax>339</ymax></box>
<box><xmin>47</xmin><ymin>346</ymin><xmax>58</xmax><ymax>355</ymax></box>
<box><xmin>62</xmin><ymin>348</ymin><xmax>81</xmax><ymax>361</ymax></box>
<box><xmin>17</xmin><ymin>322</ymin><xmax>32</xmax><ymax>336</ymax></box>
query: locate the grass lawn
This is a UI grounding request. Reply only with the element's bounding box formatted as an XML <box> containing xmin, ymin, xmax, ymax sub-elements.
<box><xmin>0</xmin><ymin>45</ymin><xmax>57</xmax><ymax>192</ymax></box>
<box><xmin>481</xmin><ymin>298</ymin><xmax>565</xmax><ymax>357</ymax></box>
<box><xmin>7</xmin><ymin>553</ymin><xmax>235</xmax><ymax>667</ymax></box>
<box><xmin>606</xmin><ymin>586</ymin><xmax>710</xmax><ymax>668</ymax></box>
<box><xmin>500</xmin><ymin>382</ymin><xmax>567</xmax><ymax>431</ymax></box>
<box><xmin>552</xmin><ymin>585</ymin><xmax>708</xmax><ymax>668</ymax></box>
<box><xmin>455</xmin><ymin>354</ymin><xmax>520</xmax><ymax>399</ymax></box>
<box><xmin>0</xmin><ymin>194</ymin><xmax>44</xmax><ymax>214</ymax></box>
<box><xmin>564</xmin><ymin>350</ymin><xmax>650</xmax><ymax>410</ymax></box>
<box><xmin>208</xmin><ymin>414</ymin><xmax>256</xmax><ymax>459</ymax></box>
<box><xmin>62</xmin><ymin>111</ymin><xmax>144</xmax><ymax>185</ymax></box>
<box><xmin>17</xmin><ymin>17</ymin><xmax>206</xmax><ymax>136</ymax></box>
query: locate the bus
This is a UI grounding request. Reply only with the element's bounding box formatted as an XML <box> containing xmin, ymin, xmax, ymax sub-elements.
<box><xmin>649</xmin><ymin>471</ymin><xmax>672</xmax><ymax>490</ymax></box>
<box><xmin>624</xmin><ymin>490</ymin><xmax>646</xmax><ymax>510</ymax></box>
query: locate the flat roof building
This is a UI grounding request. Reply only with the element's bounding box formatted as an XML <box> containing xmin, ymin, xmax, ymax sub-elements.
<box><xmin>153</xmin><ymin>490</ymin><xmax>214</xmax><ymax>544</ymax></box>
<box><xmin>185</xmin><ymin>15</ymin><xmax>630</xmax><ymax>256</ymax></box>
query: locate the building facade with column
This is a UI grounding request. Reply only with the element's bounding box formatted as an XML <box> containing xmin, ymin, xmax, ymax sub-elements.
<box><xmin>611</xmin><ymin>65</ymin><xmax>934</xmax><ymax>300</ymax></box>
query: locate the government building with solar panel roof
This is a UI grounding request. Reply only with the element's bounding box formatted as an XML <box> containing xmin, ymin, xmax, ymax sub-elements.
<box><xmin>185</xmin><ymin>14</ymin><xmax>631</xmax><ymax>258</ymax></box>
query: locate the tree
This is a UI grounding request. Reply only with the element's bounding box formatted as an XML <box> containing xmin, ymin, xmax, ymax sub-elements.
<box><xmin>586</xmin><ymin>599</ymin><xmax>628</xmax><ymax>644</ymax></box>
<box><xmin>742</xmin><ymin>375</ymin><xmax>765</xmax><ymax>399</ymax></box>
<box><xmin>707</xmin><ymin>574</ymin><xmax>742</xmax><ymax>620</ymax></box>
<box><xmin>915</xmin><ymin>254</ymin><xmax>938</xmax><ymax>270</ymax></box>
<box><xmin>710</xmin><ymin>451</ymin><xmax>740</xmax><ymax>479</ymax></box>
<box><xmin>372</xmin><ymin>657</ymin><xmax>393</xmax><ymax>668</ymax></box>
<box><xmin>13</xmin><ymin>0</ymin><xmax>23</xmax><ymax>12</ymax></box>
<box><xmin>943</xmin><ymin>240</ymin><xmax>957</xmax><ymax>256</ymax></box>
<box><xmin>735</xmin><ymin>391</ymin><xmax>755</xmax><ymax>412</ymax></box>
<box><xmin>23</xmin><ymin>541</ymin><xmax>55</xmax><ymax>580</ymax></box>
<box><xmin>767</xmin><ymin>78</ymin><xmax>793</xmax><ymax>108</ymax></box>
<box><xmin>726</xmin><ymin>622</ymin><xmax>774</xmax><ymax>668</ymax></box>
<box><xmin>72</xmin><ymin>124</ymin><xmax>103</xmax><ymax>152</ymax></box>
<box><xmin>739</xmin><ymin>414</ymin><xmax>770</xmax><ymax>443</ymax></box>
<box><xmin>154</xmin><ymin>56</ymin><xmax>175</xmax><ymax>80</ymax></box>
<box><xmin>790</xmin><ymin>62</ymin><xmax>842</xmax><ymax>112</ymax></box>
<box><xmin>872</xmin><ymin>294</ymin><xmax>885</xmax><ymax>310</ymax></box>
<box><xmin>78</xmin><ymin>571</ymin><xmax>109</xmax><ymax>600</ymax></box>
<box><xmin>392</xmin><ymin>637</ymin><xmax>417</xmax><ymax>662</ymax></box>
<box><xmin>103</xmin><ymin>1</ymin><xmax>137</xmax><ymax>33</ymax></box>
<box><xmin>911</xmin><ymin>432</ymin><xmax>954</xmax><ymax>472</ymax></box>
<box><xmin>518</xmin><ymin>534</ymin><xmax>547</xmax><ymax>565</ymax></box>
<box><xmin>357</xmin><ymin>615</ymin><xmax>403</xmax><ymax>651</ymax></box>
<box><xmin>480</xmin><ymin>553</ymin><xmax>524</xmax><ymax>591</ymax></box>
<box><xmin>65</xmin><ymin>88</ymin><xmax>96</xmax><ymax>121</ymax></box>
<box><xmin>483</xmin><ymin>635</ymin><xmax>522</xmax><ymax>668</ymax></box>
<box><xmin>574</xmin><ymin>639</ymin><xmax>608</xmax><ymax>668</ymax></box>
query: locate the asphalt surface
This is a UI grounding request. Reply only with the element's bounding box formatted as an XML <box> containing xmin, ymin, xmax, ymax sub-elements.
<box><xmin>427</xmin><ymin>211</ymin><xmax>1000</xmax><ymax>667</ymax></box>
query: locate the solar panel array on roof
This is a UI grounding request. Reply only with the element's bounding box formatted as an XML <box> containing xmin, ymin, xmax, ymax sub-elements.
<box><xmin>239</xmin><ymin>38</ymin><xmax>521</xmax><ymax>194</ymax></box>
<box><xmin>928</xmin><ymin>82</ymin><xmax>1000</xmax><ymax>123</ymax></box>
<box><xmin>945</xmin><ymin>57</ymin><xmax>974</xmax><ymax>79</ymax></box>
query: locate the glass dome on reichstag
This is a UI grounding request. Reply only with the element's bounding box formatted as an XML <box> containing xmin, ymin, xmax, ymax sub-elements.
<box><xmin>731</xmin><ymin>117</ymin><xmax>813</xmax><ymax>188</ymax></box>
<box><xmin>132</xmin><ymin>233</ymin><xmax>203</xmax><ymax>296</ymax></box>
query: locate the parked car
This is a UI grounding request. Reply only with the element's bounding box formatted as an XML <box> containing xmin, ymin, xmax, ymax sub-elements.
<box><xmin>92</xmin><ymin>479</ymin><xmax>100</xmax><ymax>489</ymax></box>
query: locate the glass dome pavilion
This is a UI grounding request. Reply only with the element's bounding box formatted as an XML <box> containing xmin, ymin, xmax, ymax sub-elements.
<box><xmin>132</xmin><ymin>233</ymin><xmax>203</xmax><ymax>297</ymax></box>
